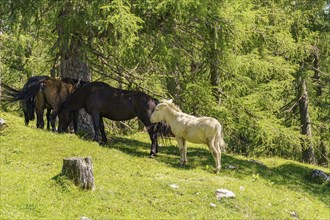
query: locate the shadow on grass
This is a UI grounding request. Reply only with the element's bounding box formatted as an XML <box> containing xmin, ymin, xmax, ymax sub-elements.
<box><xmin>103</xmin><ymin>135</ymin><xmax>330</xmax><ymax>206</ymax></box>
<box><xmin>104</xmin><ymin>136</ymin><xmax>152</xmax><ymax>157</ymax></box>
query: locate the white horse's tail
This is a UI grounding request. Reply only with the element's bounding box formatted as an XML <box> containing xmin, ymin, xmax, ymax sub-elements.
<box><xmin>215</xmin><ymin>123</ymin><xmax>226</xmax><ymax>152</ymax></box>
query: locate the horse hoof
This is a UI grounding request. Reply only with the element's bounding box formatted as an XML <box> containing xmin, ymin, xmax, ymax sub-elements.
<box><xmin>149</xmin><ymin>153</ymin><xmax>157</xmax><ymax>158</ymax></box>
<box><xmin>180</xmin><ymin>160</ymin><xmax>187</xmax><ymax>166</ymax></box>
<box><xmin>99</xmin><ymin>141</ymin><xmax>107</xmax><ymax>146</ymax></box>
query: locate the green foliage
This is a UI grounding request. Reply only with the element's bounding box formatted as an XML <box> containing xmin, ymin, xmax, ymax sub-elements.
<box><xmin>180</xmin><ymin>82</ymin><xmax>215</xmax><ymax>116</ymax></box>
<box><xmin>1</xmin><ymin>0</ymin><xmax>329</xmax><ymax>165</ymax></box>
<box><xmin>99</xmin><ymin>0</ymin><xmax>144</xmax><ymax>48</ymax></box>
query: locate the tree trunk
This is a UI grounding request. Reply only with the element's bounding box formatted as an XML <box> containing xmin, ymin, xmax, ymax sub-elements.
<box><xmin>311</xmin><ymin>47</ymin><xmax>327</xmax><ymax>165</ymax></box>
<box><xmin>311</xmin><ymin>46</ymin><xmax>322</xmax><ymax>96</ymax></box>
<box><xmin>166</xmin><ymin>71</ymin><xmax>181</xmax><ymax>103</ymax></box>
<box><xmin>61</xmin><ymin>157</ymin><xmax>95</xmax><ymax>190</ymax></box>
<box><xmin>57</xmin><ymin>8</ymin><xmax>94</xmax><ymax>136</ymax></box>
<box><xmin>0</xmin><ymin>77</ymin><xmax>2</xmax><ymax>100</ymax></box>
<box><xmin>297</xmin><ymin>66</ymin><xmax>315</xmax><ymax>164</ymax></box>
<box><xmin>209</xmin><ymin>22</ymin><xmax>221</xmax><ymax>105</ymax></box>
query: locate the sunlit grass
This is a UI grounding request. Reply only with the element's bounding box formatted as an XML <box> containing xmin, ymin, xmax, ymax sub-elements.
<box><xmin>0</xmin><ymin>112</ymin><xmax>329</xmax><ymax>219</ymax></box>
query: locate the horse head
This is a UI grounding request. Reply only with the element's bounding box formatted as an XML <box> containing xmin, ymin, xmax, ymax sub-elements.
<box><xmin>150</xmin><ymin>102</ymin><xmax>169</xmax><ymax>123</ymax></box>
<box><xmin>21</xmin><ymin>97</ymin><xmax>35</xmax><ymax>125</ymax></box>
<box><xmin>57</xmin><ymin>106</ymin><xmax>71</xmax><ymax>133</ymax></box>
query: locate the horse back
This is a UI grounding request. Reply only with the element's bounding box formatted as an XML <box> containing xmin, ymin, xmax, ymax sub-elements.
<box><xmin>173</xmin><ymin>114</ymin><xmax>222</xmax><ymax>144</ymax></box>
<box><xmin>42</xmin><ymin>78</ymin><xmax>74</xmax><ymax>110</ymax></box>
<box><xmin>71</xmin><ymin>82</ymin><xmax>156</xmax><ymax>122</ymax></box>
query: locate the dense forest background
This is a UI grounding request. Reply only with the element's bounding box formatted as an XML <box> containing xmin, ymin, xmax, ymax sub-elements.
<box><xmin>0</xmin><ymin>0</ymin><xmax>329</xmax><ymax>165</ymax></box>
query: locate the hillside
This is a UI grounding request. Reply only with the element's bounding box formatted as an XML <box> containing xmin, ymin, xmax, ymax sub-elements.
<box><xmin>0</xmin><ymin>112</ymin><xmax>329</xmax><ymax>219</ymax></box>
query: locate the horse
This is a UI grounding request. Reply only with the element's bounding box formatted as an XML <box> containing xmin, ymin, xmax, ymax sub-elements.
<box><xmin>150</xmin><ymin>99</ymin><xmax>226</xmax><ymax>173</ymax></box>
<box><xmin>1</xmin><ymin>76</ymin><xmax>82</xmax><ymax>131</ymax></box>
<box><xmin>21</xmin><ymin>76</ymin><xmax>51</xmax><ymax>126</ymax></box>
<box><xmin>58</xmin><ymin>81</ymin><xmax>168</xmax><ymax>157</ymax></box>
<box><xmin>34</xmin><ymin>78</ymin><xmax>82</xmax><ymax>131</ymax></box>
<box><xmin>1</xmin><ymin>75</ymin><xmax>51</xmax><ymax>126</ymax></box>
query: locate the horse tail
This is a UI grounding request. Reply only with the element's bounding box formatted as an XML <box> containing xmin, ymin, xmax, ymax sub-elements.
<box><xmin>1</xmin><ymin>76</ymin><xmax>49</xmax><ymax>103</ymax></box>
<box><xmin>21</xmin><ymin>76</ymin><xmax>50</xmax><ymax>100</ymax></box>
<box><xmin>215</xmin><ymin>123</ymin><xmax>226</xmax><ymax>152</ymax></box>
<box><xmin>154</xmin><ymin>121</ymin><xmax>174</xmax><ymax>140</ymax></box>
<box><xmin>1</xmin><ymin>83</ymin><xmax>26</xmax><ymax>103</ymax></box>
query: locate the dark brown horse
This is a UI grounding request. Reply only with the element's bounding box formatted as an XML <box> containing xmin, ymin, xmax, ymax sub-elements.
<box><xmin>58</xmin><ymin>81</ymin><xmax>167</xmax><ymax>156</ymax></box>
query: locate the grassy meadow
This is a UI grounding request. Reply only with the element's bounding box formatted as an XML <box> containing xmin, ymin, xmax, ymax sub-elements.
<box><xmin>0</xmin><ymin>112</ymin><xmax>329</xmax><ymax>219</ymax></box>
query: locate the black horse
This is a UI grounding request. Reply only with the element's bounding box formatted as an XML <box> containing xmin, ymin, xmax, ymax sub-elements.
<box><xmin>21</xmin><ymin>76</ymin><xmax>51</xmax><ymax>126</ymax></box>
<box><xmin>1</xmin><ymin>75</ymin><xmax>51</xmax><ymax>126</ymax></box>
<box><xmin>58</xmin><ymin>81</ymin><xmax>167</xmax><ymax>156</ymax></box>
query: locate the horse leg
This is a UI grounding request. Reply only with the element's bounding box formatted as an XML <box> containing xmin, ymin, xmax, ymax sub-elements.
<box><xmin>91</xmin><ymin>111</ymin><xmax>100</xmax><ymax>143</ymax></box>
<box><xmin>24</xmin><ymin>112</ymin><xmax>29</xmax><ymax>126</ymax></box>
<box><xmin>146</xmin><ymin>125</ymin><xmax>158</xmax><ymax>157</ymax></box>
<box><xmin>182</xmin><ymin>139</ymin><xmax>187</xmax><ymax>164</ymax></box>
<box><xmin>139</xmin><ymin>114</ymin><xmax>159</xmax><ymax>157</ymax></box>
<box><xmin>208</xmin><ymin>139</ymin><xmax>221</xmax><ymax>174</ymax></box>
<box><xmin>73</xmin><ymin>110</ymin><xmax>79</xmax><ymax>133</ymax></box>
<box><xmin>99</xmin><ymin>116</ymin><xmax>107</xmax><ymax>145</ymax></box>
<box><xmin>176</xmin><ymin>137</ymin><xmax>187</xmax><ymax>165</ymax></box>
<box><xmin>213</xmin><ymin>130</ymin><xmax>223</xmax><ymax>173</ymax></box>
<box><xmin>50</xmin><ymin>110</ymin><xmax>58</xmax><ymax>132</ymax></box>
<box><xmin>46</xmin><ymin>108</ymin><xmax>51</xmax><ymax>130</ymax></box>
<box><xmin>36</xmin><ymin>109</ymin><xmax>44</xmax><ymax>129</ymax></box>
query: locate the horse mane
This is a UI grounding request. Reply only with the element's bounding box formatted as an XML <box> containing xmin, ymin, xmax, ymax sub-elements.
<box><xmin>162</xmin><ymin>100</ymin><xmax>182</xmax><ymax>112</ymax></box>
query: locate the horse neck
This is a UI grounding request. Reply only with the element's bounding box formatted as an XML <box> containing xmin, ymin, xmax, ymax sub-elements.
<box><xmin>163</xmin><ymin>108</ymin><xmax>181</xmax><ymax>126</ymax></box>
<box><xmin>64</xmin><ymin>93</ymin><xmax>84</xmax><ymax>112</ymax></box>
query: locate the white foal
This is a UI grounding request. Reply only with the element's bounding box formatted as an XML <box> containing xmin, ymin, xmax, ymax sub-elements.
<box><xmin>150</xmin><ymin>99</ymin><xmax>226</xmax><ymax>173</ymax></box>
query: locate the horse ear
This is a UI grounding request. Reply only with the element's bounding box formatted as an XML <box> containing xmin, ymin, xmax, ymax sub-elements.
<box><xmin>75</xmin><ymin>78</ymin><xmax>82</xmax><ymax>88</ymax></box>
<box><xmin>157</xmin><ymin>103</ymin><xmax>167</xmax><ymax>108</ymax></box>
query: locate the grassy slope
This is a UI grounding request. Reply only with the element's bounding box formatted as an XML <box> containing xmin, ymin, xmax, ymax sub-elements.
<box><xmin>0</xmin><ymin>112</ymin><xmax>329</xmax><ymax>219</ymax></box>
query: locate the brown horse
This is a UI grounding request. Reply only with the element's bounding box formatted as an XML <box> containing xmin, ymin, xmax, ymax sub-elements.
<box><xmin>35</xmin><ymin>78</ymin><xmax>81</xmax><ymax>130</ymax></box>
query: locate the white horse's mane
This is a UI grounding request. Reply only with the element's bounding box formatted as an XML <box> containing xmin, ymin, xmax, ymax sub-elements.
<box><xmin>162</xmin><ymin>99</ymin><xmax>182</xmax><ymax>112</ymax></box>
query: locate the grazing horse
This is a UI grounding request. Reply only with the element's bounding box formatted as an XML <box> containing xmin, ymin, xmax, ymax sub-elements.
<box><xmin>150</xmin><ymin>99</ymin><xmax>226</xmax><ymax>173</ymax></box>
<box><xmin>1</xmin><ymin>76</ymin><xmax>82</xmax><ymax>130</ymax></box>
<box><xmin>35</xmin><ymin>78</ymin><xmax>81</xmax><ymax>131</ymax></box>
<box><xmin>1</xmin><ymin>75</ymin><xmax>50</xmax><ymax>126</ymax></box>
<box><xmin>58</xmin><ymin>81</ymin><xmax>167</xmax><ymax>156</ymax></box>
<box><xmin>21</xmin><ymin>76</ymin><xmax>51</xmax><ymax>126</ymax></box>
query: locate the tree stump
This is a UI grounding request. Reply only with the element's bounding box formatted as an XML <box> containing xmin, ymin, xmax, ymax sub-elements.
<box><xmin>61</xmin><ymin>157</ymin><xmax>95</xmax><ymax>190</ymax></box>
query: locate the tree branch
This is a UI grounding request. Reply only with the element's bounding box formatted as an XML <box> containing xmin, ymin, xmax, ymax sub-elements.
<box><xmin>88</xmin><ymin>46</ymin><xmax>164</xmax><ymax>98</ymax></box>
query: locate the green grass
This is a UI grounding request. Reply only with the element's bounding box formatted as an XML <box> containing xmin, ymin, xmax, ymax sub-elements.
<box><xmin>1</xmin><ymin>112</ymin><xmax>329</xmax><ymax>219</ymax></box>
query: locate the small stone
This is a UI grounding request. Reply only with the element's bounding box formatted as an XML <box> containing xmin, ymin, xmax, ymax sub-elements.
<box><xmin>239</xmin><ymin>186</ymin><xmax>245</xmax><ymax>191</ymax></box>
<box><xmin>0</xmin><ymin>118</ymin><xmax>6</xmax><ymax>125</ymax></box>
<box><xmin>0</xmin><ymin>118</ymin><xmax>6</xmax><ymax>130</ymax></box>
<box><xmin>226</xmin><ymin>165</ymin><xmax>238</xmax><ymax>169</ymax></box>
<box><xmin>80</xmin><ymin>217</ymin><xmax>90</xmax><ymax>220</ymax></box>
<box><xmin>210</xmin><ymin>203</ymin><xmax>217</xmax><ymax>207</ymax></box>
<box><xmin>289</xmin><ymin>210</ymin><xmax>298</xmax><ymax>219</ymax></box>
<box><xmin>170</xmin><ymin>184</ymin><xmax>179</xmax><ymax>189</ymax></box>
<box><xmin>216</xmin><ymin>189</ymin><xmax>236</xmax><ymax>200</ymax></box>
<box><xmin>310</xmin><ymin>169</ymin><xmax>330</xmax><ymax>183</ymax></box>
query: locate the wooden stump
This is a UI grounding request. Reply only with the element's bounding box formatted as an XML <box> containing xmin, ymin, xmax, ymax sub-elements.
<box><xmin>61</xmin><ymin>157</ymin><xmax>95</xmax><ymax>190</ymax></box>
